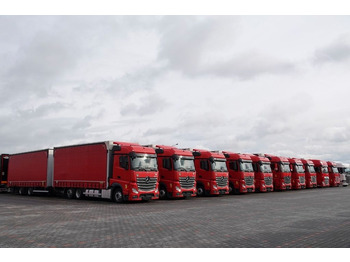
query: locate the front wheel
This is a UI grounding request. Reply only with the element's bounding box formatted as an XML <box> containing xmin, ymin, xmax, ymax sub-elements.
<box><xmin>159</xmin><ymin>186</ymin><xmax>168</xmax><ymax>200</ymax></box>
<box><xmin>112</xmin><ymin>188</ymin><xmax>124</xmax><ymax>203</ymax></box>
<box><xmin>197</xmin><ymin>185</ymin><xmax>205</xmax><ymax>197</ymax></box>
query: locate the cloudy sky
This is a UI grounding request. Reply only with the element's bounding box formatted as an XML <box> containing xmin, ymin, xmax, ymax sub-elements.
<box><xmin>1</xmin><ymin>15</ymin><xmax>350</xmax><ymax>163</ymax></box>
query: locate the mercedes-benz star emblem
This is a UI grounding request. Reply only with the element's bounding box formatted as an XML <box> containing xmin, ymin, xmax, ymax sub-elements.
<box><xmin>185</xmin><ymin>176</ymin><xmax>190</xmax><ymax>183</ymax></box>
<box><xmin>145</xmin><ymin>176</ymin><xmax>150</xmax><ymax>183</ymax></box>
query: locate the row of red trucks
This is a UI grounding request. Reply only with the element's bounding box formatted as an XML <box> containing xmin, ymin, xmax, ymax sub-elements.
<box><xmin>0</xmin><ymin>141</ymin><xmax>342</xmax><ymax>202</ymax></box>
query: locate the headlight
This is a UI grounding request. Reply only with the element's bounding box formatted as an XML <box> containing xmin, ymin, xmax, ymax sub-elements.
<box><xmin>132</xmin><ymin>188</ymin><xmax>138</xmax><ymax>194</ymax></box>
<box><xmin>175</xmin><ymin>186</ymin><xmax>181</xmax><ymax>192</ymax></box>
<box><xmin>213</xmin><ymin>184</ymin><xmax>217</xmax><ymax>189</ymax></box>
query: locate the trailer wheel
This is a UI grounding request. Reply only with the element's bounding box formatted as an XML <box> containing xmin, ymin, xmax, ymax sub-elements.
<box><xmin>27</xmin><ymin>188</ymin><xmax>34</xmax><ymax>196</ymax></box>
<box><xmin>112</xmin><ymin>188</ymin><xmax>124</xmax><ymax>203</ymax></box>
<box><xmin>75</xmin><ymin>188</ymin><xmax>84</xmax><ymax>199</ymax></box>
<box><xmin>19</xmin><ymin>187</ymin><xmax>28</xmax><ymax>195</ymax></box>
<box><xmin>66</xmin><ymin>188</ymin><xmax>76</xmax><ymax>199</ymax></box>
<box><xmin>196</xmin><ymin>185</ymin><xmax>205</xmax><ymax>197</ymax></box>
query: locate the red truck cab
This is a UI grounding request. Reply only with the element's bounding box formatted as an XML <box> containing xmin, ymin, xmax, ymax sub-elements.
<box><xmin>327</xmin><ymin>161</ymin><xmax>340</xmax><ymax>187</ymax></box>
<box><xmin>191</xmin><ymin>149</ymin><xmax>229</xmax><ymax>196</ymax></box>
<box><xmin>288</xmin><ymin>158</ymin><xmax>306</xmax><ymax>189</ymax></box>
<box><xmin>301</xmin><ymin>159</ymin><xmax>317</xmax><ymax>188</ymax></box>
<box><xmin>310</xmin><ymin>159</ymin><xmax>330</xmax><ymax>187</ymax></box>
<box><xmin>264</xmin><ymin>154</ymin><xmax>292</xmax><ymax>190</ymax></box>
<box><xmin>0</xmin><ymin>154</ymin><xmax>9</xmax><ymax>192</ymax></box>
<box><xmin>223</xmin><ymin>152</ymin><xmax>255</xmax><ymax>194</ymax></box>
<box><xmin>249</xmin><ymin>154</ymin><xmax>273</xmax><ymax>192</ymax></box>
<box><xmin>147</xmin><ymin>145</ymin><xmax>196</xmax><ymax>199</ymax></box>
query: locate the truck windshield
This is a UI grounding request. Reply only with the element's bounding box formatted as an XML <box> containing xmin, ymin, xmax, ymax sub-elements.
<box><xmin>280</xmin><ymin>162</ymin><xmax>291</xmax><ymax>172</ymax></box>
<box><xmin>131</xmin><ymin>154</ymin><xmax>158</xmax><ymax>171</ymax></box>
<box><xmin>240</xmin><ymin>161</ymin><xmax>254</xmax><ymax>172</ymax></box>
<box><xmin>322</xmin><ymin>165</ymin><xmax>329</xmax><ymax>173</ymax></box>
<box><xmin>211</xmin><ymin>160</ymin><xmax>228</xmax><ymax>172</ymax></box>
<box><xmin>307</xmin><ymin>165</ymin><xmax>316</xmax><ymax>173</ymax></box>
<box><xmin>332</xmin><ymin>167</ymin><xmax>338</xmax><ymax>173</ymax></box>
<box><xmin>260</xmin><ymin>162</ymin><xmax>272</xmax><ymax>173</ymax></box>
<box><xmin>296</xmin><ymin>164</ymin><xmax>305</xmax><ymax>173</ymax></box>
<box><xmin>174</xmin><ymin>157</ymin><xmax>195</xmax><ymax>171</ymax></box>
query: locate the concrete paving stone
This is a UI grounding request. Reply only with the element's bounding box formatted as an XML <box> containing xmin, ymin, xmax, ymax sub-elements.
<box><xmin>0</xmin><ymin>187</ymin><xmax>349</xmax><ymax>248</ymax></box>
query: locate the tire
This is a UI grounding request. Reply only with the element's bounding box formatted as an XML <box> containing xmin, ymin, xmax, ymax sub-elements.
<box><xmin>229</xmin><ymin>183</ymin><xmax>234</xmax><ymax>195</ymax></box>
<box><xmin>75</xmin><ymin>188</ymin><xmax>84</xmax><ymax>199</ymax></box>
<box><xmin>19</xmin><ymin>187</ymin><xmax>27</xmax><ymax>195</ymax></box>
<box><xmin>112</xmin><ymin>188</ymin><xmax>124</xmax><ymax>203</ymax></box>
<box><xmin>66</xmin><ymin>188</ymin><xmax>76</xmax><ymax>199</ymax></box>
<box><xmin>196</xmin><ymin>184</ymin><xmax>205</xmax><ymax>197</ymax></box>
<box><xmin>27</xmin><ymin>188</ymin><xmax>34</xmax><ymax>196</ymax></box>
<box><xmin>159</xmin><ymin>185</ymin><xmax>168</xmax><ymax>200</ymax></box>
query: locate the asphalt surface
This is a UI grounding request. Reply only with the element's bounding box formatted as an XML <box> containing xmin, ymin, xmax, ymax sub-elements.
<box><xmin>0</xmin><ymin>186</ymin><xmax>349</xmax><ymax>248</ymax></box>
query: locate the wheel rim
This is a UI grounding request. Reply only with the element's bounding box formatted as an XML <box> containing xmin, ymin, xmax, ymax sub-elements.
<box><xmin>197</xmin><ymin>187</ymin><xmax>204</xmax><ymax>196</ymax></box>
<box><xmin>115</xmin><ymin>191</ymin><xmax>122</xmax><ymax>202</ymax></box>
<box><xmin>67</xmin><ymin>189</ymin><xmax>73</xmax><ymax>198</ymax></box>
<box><xmin>75</xmin><ymin>189</ymin><xmax>82</xmax><ymax>199</ymax></box>
<box><xmin>159</xmin><ymin>188</ymin><xmax>166</xmax><ymax>198</ymax></box>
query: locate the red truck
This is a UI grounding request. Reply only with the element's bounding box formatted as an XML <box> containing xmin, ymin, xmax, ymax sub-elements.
<box><xmin>327</xmin><ymin>161</ymin><xmax>341</xmax><ymax>187</ymax></box>
<box><xmin>249</xmin><ymin>154</ymin><xmax>273</xmax><ymax>192</ymax></box>
<box><xmin>191</xmin><ymin>149</ymin><xmax>229</xmax><ymax>196</ymax></box>
<box><xmin>146</xmin><ymin>145</ymin><xmax>196</xmax><ymax>199</ymax></box>
<box><xmin>7</xmin><ymin>141</ymin><xmax>160</xmax><ymax>202</ymax></box>
<box><xmin>310</xmin><ymin>159</ymin><xmax>330</xmax><ymax>187</ymax></box>
<box><xmin>301</xmin><ymin>159</ymin><xmax>317</xmax><ymax>188</ymax></box>
<box><xmin>0</xmin><ymin>154</ymin><xmax>9</xmax><ymax>192</ymax></box>
<box><xmin>264</xmin><ymin>154</ymin><xmax>292</xmax><ymax>190</ymax></box>
<box><xmin>222</xmin><ymin>152</ymin><xmax>255</xmax><ymax>194</ymax></box>
<box><xmin>288</xmin><ymin>158</ymin><xmax>306</xmax><ymax>189</ymax></box>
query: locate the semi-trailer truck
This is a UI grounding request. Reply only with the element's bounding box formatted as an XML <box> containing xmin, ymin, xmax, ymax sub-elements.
<box><xmin>310</xmin><ymin>159</ymin><xmax>330</xmax><ymax>187</ymax></box>
<box><xmin>191</xmin><ymin>149</ymin><xmax>229</xmax><ymax>196</ymax></box>
<box><xmin>301</xmin><ymin>159</ymin><xmax>317</xmax><ymax>188</ymax></box>
<box><xmin>288</xmin><ymin>158</ymin><xmax>306</xmax><ymax>189</ymax></box>
<box><xmin>145</xmin><ymin>145</ymin><xmax>196</xmax><ymax>199</ymax></box>
<box><xmin>264</xmin><ymin>154</ymin><xmax>292</xmax><ymax>190</ymax></box>
<box><xmin>249</xmin><ymin>154</ymin><xmax>273</xmax><ymax>192</ymax></box>
<box><xmin>222</xmin><ymin>152</ymin><xmax>255</xmax><ymax>194</ymax></box>
<box><xmin>0</xmin><ymin>154</ymin><xmax>10</xmax><ymax>192</ymax></box>
<box><xmin>7</xmin><ymin>141</ymin><xmax>160</xmax><ymax>202</ymax></box>
<box><xmin>327</xmin><ymin>161</ymin><xmax>340</xmax><ymax>187</ymax></box>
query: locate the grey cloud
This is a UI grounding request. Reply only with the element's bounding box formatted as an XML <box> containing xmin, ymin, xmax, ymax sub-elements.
<box><xmin>313</xmin><ymin>35</ymin><xmax>350</xmax><ymax>64</ymax></box>
<box><xmin>120</xmin><ymin>93</ymin><xmax>169</xmax><ymax>116</ymax></box>
<box><xmin>157</xmin><ymin>16</ymin><xmax>238</xmax><ymax>75</ymax></box>
<box><xmin>204</xmin><ymin>52</ymin><xmax>296</xmax><ymax>80</ymax></box>
<box><xmin>157</xmin><ymin>16</ymin><xmax>296</xmax><ymax>80</ymax></box>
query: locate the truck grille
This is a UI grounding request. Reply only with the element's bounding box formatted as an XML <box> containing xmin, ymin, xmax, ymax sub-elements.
<box><xmin>311</xmin><ymin>176</ymin><xmax>317</xmax><ymax>183</ymax></box>
<box><xmin>284</xmin><ymin>175</ymin><xmax>291</xmax><ymax>184</ymax></box>
<box><xmin>264</xmin><ymin>176</ymin><xmax>272</xmax><ymax>185</ymax></box>
<box><xmin>324</xmin><ymin>176</ymin><xmax>329</xmax><ymax>185</ymax></box>
<box><xmin>245</xmin><ymin>176</ymin><xmax>254</xmax><ymax>186</ymax></box>
<box><xmin>216</xmin><ymin>176</ymin><xmax>228</xmax><ymax>187</ymax></box>
<box><xmin>299</xmin><ymin>176</ymin><xmax>305</xmax><ymax>184</ymax></box>
<box><xmin>179</xmin><ymin>176</ymin><xmax>195</xmax><ymax>189</ymax></box>
<box><xmin>136</xmin><ymin>177</ymin><xmax>157</xmax><ymax>192</ymax></box>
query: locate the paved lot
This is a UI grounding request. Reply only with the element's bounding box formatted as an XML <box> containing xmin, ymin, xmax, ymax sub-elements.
<box><xmin>0</xmin><ymin>187</ymin><xmax>349</xmax><ymax>248</ymax></box>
